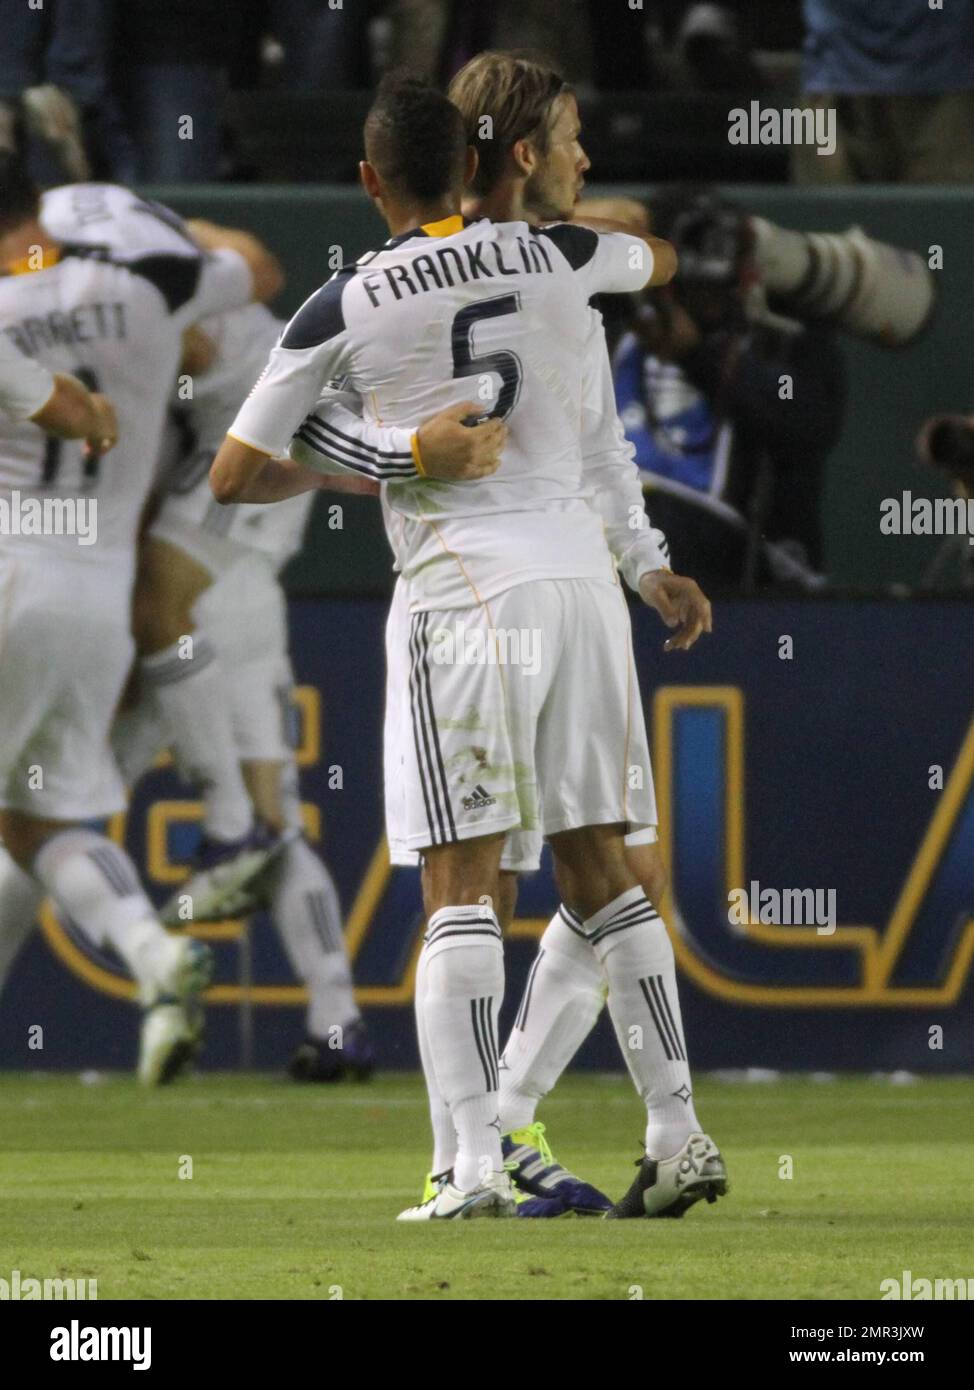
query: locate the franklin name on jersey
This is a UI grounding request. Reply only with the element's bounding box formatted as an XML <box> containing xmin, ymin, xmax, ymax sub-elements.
<box><xmin>230</xmin><ymin>215</ymin><xmax>653</xmax><ymax>611</ymax></box>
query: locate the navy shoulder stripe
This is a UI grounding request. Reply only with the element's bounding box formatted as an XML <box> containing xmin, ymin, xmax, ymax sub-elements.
<box><xmin>123</xmin><ymin>253</ymin><xmax>203</xmax><ymax>313</ymax></box>
<box><xmin>61</xmin><ymin>244</ymin><xmax>204</xmax><ymax>313</ymax></box>
<box><xmin>281</xmin><ymin>267</ymin><xmax>355</xmax><ymax>350</ymax></box>
<box><xmin>536</xmin><ymin>222</ymin><xmax>598</xmax><ymax>271</ymax></box>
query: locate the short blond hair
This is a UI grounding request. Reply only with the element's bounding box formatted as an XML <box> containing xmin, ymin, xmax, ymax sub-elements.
<box><xmin>448</xmin><ymin>51</ymin><xmax>570</xmax><ymax>195</ymax></box>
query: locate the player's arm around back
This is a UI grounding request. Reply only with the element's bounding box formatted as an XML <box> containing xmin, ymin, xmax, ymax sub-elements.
<box><xmin>537</xmin><ymin>219</ymin><xmax>675</xmax><ymax>295</ymax></box>
<box><xmin>185</xmin><ymin>218</ymin><xmax>285</xmax><ymax>303</ymax></box>
<box><xmin>569</xmin><ymin>204</ymin><xmax>677</xmax><ymax>288</ymax></box>
<box><xmin>31</xmin><ymin>374</ymin><xmax>117</xmax><ymax>452</ymax></box>
<box><xmin>0</xmin><ymin>340</ymin><xmax>117</xmax><ymax>452</ymax></box>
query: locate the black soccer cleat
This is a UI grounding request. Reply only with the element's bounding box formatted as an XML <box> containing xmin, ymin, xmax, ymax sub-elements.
<box><xmin>605</xmin><ymin>1133</ymin><xmax>729</xmax><ymax>1219</ymax></box>
<box><xmin>287</xmin><ymin>1020</ymin><xmax>375</xmax><ymax>1084</ymax></box>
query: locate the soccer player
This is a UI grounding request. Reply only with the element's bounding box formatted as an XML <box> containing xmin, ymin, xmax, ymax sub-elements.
<box><xmin>210</xmin><ymin>75</ymin><xmax>701</xmax><ymax>1219</ymax></box>
<box><xmin>434</xmin><ymin>50</ymin><xmax>729</xmax><ymax>1220</ymax></box>
<box><xmin>0</xmin><ymin>157</ymin><xmax>274</xmax><ymax>1082</ymax></box>
<box><xmin>39</xmin><ymin>182</ymin><xmax>289</xmax><ymax>904</ymax></box>
<box><xmin>37</xmin><ymin>182</ymin><xmax>372</xmax><ymax>1078</ymax></box>
<box><xmin>112</xmin><ymin>303</ymin><xmax>379</xmax><ymax>1081</ymax></box>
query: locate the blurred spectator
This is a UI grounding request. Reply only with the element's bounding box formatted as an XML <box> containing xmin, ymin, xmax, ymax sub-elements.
<box><xmin>387</xmin><ymin>0</ymin><xmax>594</xmax><ymax>86</ymax></box>
<box><xmin>671</xmin><ymin>4</ymin><xmax>764</xmax><ymax>92</ymax></box>
<box><xmin>916</xmin><ymin>412</ymin><xmax>974</xmax><ymax>590</ymax></box>
<box><xmin>795</xmin><ymin>0</ymin><xmax>974</xmax><ymax>183</ymax></box>
<box><xmin>614</xmin><ymin>186</ymin><xmax>847</xmax><ymax>592</ymax></box>
<box><xmin>0</xmin><ymin>0</ymin><xmax>119</xmax><ymax>181</ymax></box>
<box><xmin>114</xmin><ymin>0</ymin><xmax>232</xmax><ymax>182</ymax></box>
<box><xmin>267</xmin><ymin>0</ymin><xmax>374</xmax><ymax>90</ymax></box>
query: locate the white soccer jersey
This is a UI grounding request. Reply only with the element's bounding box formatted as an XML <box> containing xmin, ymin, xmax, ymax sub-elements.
<box><xmin>0</xmin><ymin>332</ymin><xmax>54</xmax><ymax>422</ymax></box>
<box><xmin>159</xmin><ymin>303</ymin><xmax>312</xmax><ymax>570</ymax></box>
<box><xmin>230</xmin><ymin>215</ymin><xmax>653</xmax><ymax>609</ymax></box>
<box><xmin>0</xmin><ymin>246</ymin><xmax>252</xmax><ymax>561</ymax></box>
<box><xmin>292</xmin><ymin>304</ymin><xmax>670</xmax><ymax>591</ymax></box>
<box><xmin>41</xmin><ymin>183</ymin><xmax>201</xmax><ymax>261</ymax></box>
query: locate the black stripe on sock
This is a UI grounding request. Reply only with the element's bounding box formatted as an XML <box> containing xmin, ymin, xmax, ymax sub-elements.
<box><xmin>639</xmin><ymin>976</ymin><xmax>675</xmax><ymax>1061</ymax></box>
<box><xmin>558</xmin><ymin>904</ymin><xmax>587</xmax><ymax>939</ymax></box>
<box><xmin>88</xmin><ymin>846</ymin><xmax>139</xmax><ymax>898</ymax></box>
<box><xmin>306</xmin><ymin>890</ymin><xmax>340</xmax><ymax>953</ymax></box>
<box><xmin>515</xmin><ymin>949</ymin><xmax>544</xmax><ymax>1032</ymax></box>
<box><xmin>588</xmin><ymin>905</ymin><xmax>659</xmax><ymax>946</ymax></box>
<box><xmin>424</xmin><ymin>928</ymin><xmax>502</xmax><ymax>944</ymax></box>
<box><xmin>649</xmin><ymin>974</ymin><xmax>686</xmax><ymax>1061</ymax></box>
<box><xmin>471</xmin><ymin>996</ymin><xmax>494</xmax><ymax>1091</ymax></box>
<box><xmin>486</xmin><ymin>995</ymin><xmax>499</xmax><ymax>1089</ymax></box>
<box><xmin>640</xmin><ymin>975</ymin><xmax>682</xmax><ymax>1061</ymax></box>
<box><xmin>427</xmin><ymin>913</ymin><xmax>501</xmax><ymax>942</ymax></box>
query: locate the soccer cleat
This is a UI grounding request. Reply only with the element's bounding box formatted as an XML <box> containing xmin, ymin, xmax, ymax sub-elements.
<box><xmin>160</xmin><ymin>824</ymin><xmax>293</xmax><ymax>925</ymax></box>
<box><xmin>502</xmin><ymin>1122</ymin><xmax>612</xmax><ymax>1215</ymax></box>
<box><xmin>514</xmin><ymin>1191</ymin><xmax>574</xmax><ymax>1218</ymax></box>
<box><xmin>288</xmin><ymin>1020</ymin><xmax>376</xmax><ymax>1083</ymax></box>
<box><xmin>396</xmin><ymin>1170</ymin><xmax>517</xmax><ymax>1221</ymax></box>
<box><xmin>138</xmin><ymin>938</ymin><xmax>213</xmax><ymax>1085</ymax></box>
<box><xmin>606</xmin><ymin>1132</ymin><xmax>729</xmax><ymax>1219</ymax></box>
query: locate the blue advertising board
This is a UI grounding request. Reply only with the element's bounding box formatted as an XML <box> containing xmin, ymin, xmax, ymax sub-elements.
<box><xmin>2</xmin><ymin>597</ymin><xmax>972</xmax><ymax>1074</ymax></box>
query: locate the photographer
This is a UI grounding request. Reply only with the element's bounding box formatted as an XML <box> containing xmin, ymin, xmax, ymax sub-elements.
<box><xmin>613</xmin><ymin>185</ymin><xmax>847</xmax><ymax>593</ymax></box>
<box><xmin>915</xmin><ymin>413</ymin><xmax>974</xmax><ymax>592</ymax></box>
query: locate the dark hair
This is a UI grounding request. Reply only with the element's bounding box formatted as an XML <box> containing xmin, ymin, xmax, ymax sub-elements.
<box><xmin>364</xmin><ymin>72</ymin><xmax>467</xmax><ymax>202</ymax></box>
<box><xmin>0</xmin><ymin>152</ymin><xmax>40</xmax><ymax>237</ymax></box>
<box><xmin>448</xmin><ymin>51</ymin><xmax>571</xmax><ymax>195</ymax></box>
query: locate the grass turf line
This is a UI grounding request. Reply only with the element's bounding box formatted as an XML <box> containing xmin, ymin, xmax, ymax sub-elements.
<box><xmin>0</xmin><ymin>1073</ymin><xmax>970</xmax><ymax>1301</ymax></box>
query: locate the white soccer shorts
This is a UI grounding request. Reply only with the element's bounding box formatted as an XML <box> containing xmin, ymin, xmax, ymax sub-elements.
<box><xmin>384</xmin><ymin>577</ymin><xmax>543</xmax><ymax>872</ymax></box>
<box><xmin>0</xmin><ymin>553</ymin><xmax>132</xmax><ymax>819</ymax></box>
<box><xmin>192</xmin><ymin>551</ymin><xmax>297</xmax><ymax>764</ymax></box>
<box><xmin>385</xmin><ymin>575</ymin><xmax>658</xmax><ymax>865</ymax></box>
<box><xmin>150</xmin><ymin>498</ymin><xmax>255</xmax><ymax>580</ymax></box>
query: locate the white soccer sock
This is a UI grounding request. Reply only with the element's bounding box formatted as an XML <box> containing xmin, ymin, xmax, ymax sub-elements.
<box><xmin>414</xmin><ymin>941</ymin><xmax>458</xmax><ymax>1175</ymax></box>
<box><xmin>111</xmin><ymin>695</ymin><xmax>168</xmax><ymax>787</ymax></box>
<box><xmin>140</xmin><ymin>638</ymin><xmax>252</xmax><ymax>841</ymax></box>
<box><xmin>266</xmin><ymin>836</ymin><xmax>360</xmax><ymax>1038</ymax></box>
<box><xmin>32</xmin><ymin>830</ymin><xmax>182</xmax><ymax>1000</ymax></box>
<box><xmin>0</xmin><ymin>846</ymin><xmax>43</xmax><ymax>998</ymax></box>
<box><xmin>585</xmin><ymin>886</ymin><xmax>701</xmax><ymax>1159</ymax></box>
<box><xmin>419</xmin><ymin>904</ymin><xmax>504</xmax><ymax>1192</ymax></box>
<box><xmin>499</xmin><ymin>904</ymin><xmax>606</xmax><ymax>1133</ymax></box>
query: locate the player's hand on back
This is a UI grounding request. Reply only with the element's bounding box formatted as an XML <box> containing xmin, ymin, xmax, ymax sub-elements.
<box><xmin>84</xmin><ymin>393</ymin><xmax>119</xmax><ymax>457</ymax></box>
<box><xmin>638</xmin><ymin>570</ymin><xmax>713</xmax><ymax>651</ymax></box>
<box><xmin>415</xmin><ymin>401</ymin><xmax>506</xmax><ymax>481</ymax></box>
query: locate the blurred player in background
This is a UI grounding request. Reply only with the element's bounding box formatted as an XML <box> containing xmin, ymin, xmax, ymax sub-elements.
<box><xmin>39</xmin><ymin>180</ymin><xmax>374</xmax><ymax>1081</ymax></box>
<box><xmin>39</xmin><ymin>183</ymin><xmax>288</xmax><ymax>900</ymax></box>
<box><xmin>111</xmin><ymin>302</ymin><xmax>376</xmax><ymax>1082</ymax></box>
<box><xmin>0</xmin><ymin>158</ymin><xmax>277</xmax><ymax>1081</ymax></box>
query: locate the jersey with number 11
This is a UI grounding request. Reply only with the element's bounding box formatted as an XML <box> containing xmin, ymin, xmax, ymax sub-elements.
<box><xmin>0</xmin><ymin>244</ymin><xmax>251</xmax><ymax>563</ymax></box>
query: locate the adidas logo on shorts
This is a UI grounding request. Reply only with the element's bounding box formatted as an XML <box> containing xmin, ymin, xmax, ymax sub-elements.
<box><xmin>462</xmin><ymin>784</ymin><xmax>496</xmax><ymax>811</ymax></box>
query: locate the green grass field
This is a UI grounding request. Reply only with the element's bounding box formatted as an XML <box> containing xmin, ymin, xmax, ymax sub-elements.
<box><xmin>1</xmin><ymin>1072</ymin><xmax>971</xmax><ymax>1301</ymax></box>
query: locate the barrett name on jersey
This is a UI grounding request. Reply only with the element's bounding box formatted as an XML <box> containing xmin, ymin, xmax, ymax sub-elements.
<box><xmin>229</xmin><ymin>215</ymin><xmax>653</xmax><ymax>609</ymax></box>
<box><xmin>0</xmin><ymin>244</ymin><xmax>251</xmax><ymax>562</ymax></box>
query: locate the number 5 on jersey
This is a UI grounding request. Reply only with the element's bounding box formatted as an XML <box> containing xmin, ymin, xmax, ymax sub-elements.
<box><xmin>452</xmin><ymin>293</ymin><xmax>523</xmax><ymax>422</ymax></box>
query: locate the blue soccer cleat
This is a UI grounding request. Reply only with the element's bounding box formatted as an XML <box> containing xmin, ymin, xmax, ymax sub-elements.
<box><xmin>502</xmin><ymin>1122</ymin><xmax>612</xmax><ymax>1215</ymax></box>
